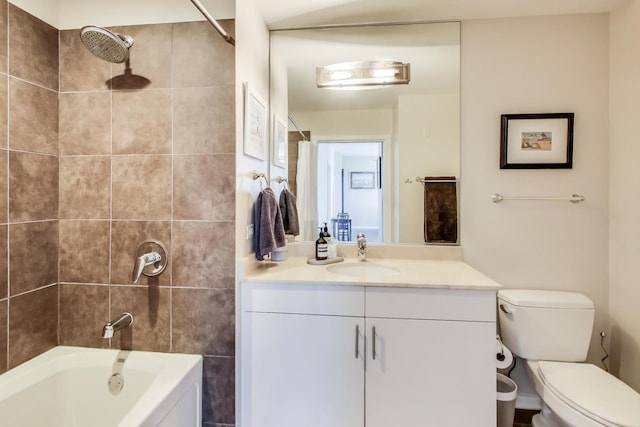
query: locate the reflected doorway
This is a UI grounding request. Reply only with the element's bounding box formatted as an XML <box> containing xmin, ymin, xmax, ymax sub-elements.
<box><xmin>317</xmin><ymin>140</ymin><xmax>383</xmax><ymax>242</ymax></box>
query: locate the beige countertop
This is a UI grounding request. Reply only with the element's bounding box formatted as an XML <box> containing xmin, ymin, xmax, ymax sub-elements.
<box><xmin>242</xmin><ymin>256</ymin><xmax>501</xmax><ymax>290</ymax></box>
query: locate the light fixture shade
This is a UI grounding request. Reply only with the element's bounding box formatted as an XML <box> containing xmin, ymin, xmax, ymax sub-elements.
<box><xmin>316</xmin><ymin>61</ymin><xmax>410</xmax><ymax>89</ymax></box>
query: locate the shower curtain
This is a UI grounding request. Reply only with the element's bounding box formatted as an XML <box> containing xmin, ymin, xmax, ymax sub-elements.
<box><xmin>296</xmin><ymin>140</ymin><xmax>318</xmax><ymax>241</ymax></box>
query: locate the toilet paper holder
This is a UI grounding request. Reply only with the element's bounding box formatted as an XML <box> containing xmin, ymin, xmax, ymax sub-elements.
<box><xmin>496</xmin><ymin>336</ymin><xmax>506</xmax><ymax>361</ymax></box>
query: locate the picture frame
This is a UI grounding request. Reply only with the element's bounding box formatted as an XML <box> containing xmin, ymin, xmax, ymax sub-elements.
<box><xmin>350</xmin><ymin>171</ymin><xmax>375</xmax><ymax>189</ymax></box>
<box><xmin>272</xmin><ymin>115</ymin><xmax>287</xmax><ymax>168</ymax></box>
<box><xmin>500</xmin><ymin>113</ymin><xmax>574</xmax><ymax>169</ymax></box>
<box><xmin>243</xmin><ymin>83</ymin><xmax>267</xmax><ymax>160</ymax></box>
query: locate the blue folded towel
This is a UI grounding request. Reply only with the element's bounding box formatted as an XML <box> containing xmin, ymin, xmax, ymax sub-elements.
<box><xmin>254</xmin><ymin>188</ymin><xmax>286</xmax><ymax>260</ymax></box>
<box><xmin>279</xmin><ymin>188</ymin><xmax>300</xmax><ymax>236</ymax></box>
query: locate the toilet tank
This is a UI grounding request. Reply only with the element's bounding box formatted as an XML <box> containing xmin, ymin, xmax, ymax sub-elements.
<box><xmin>498</xmin><ymin>290</ymin><xmax>594</xmax><ymax>362</ymax></box>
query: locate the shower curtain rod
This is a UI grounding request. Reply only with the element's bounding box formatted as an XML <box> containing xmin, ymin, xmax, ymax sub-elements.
<box><xmin>288</xmin><ymin>114</ymin><xmax>308</xmax><ymax>141</ymax></box>
<box><xmin>189</xmin><ymin>0</ymin><xmax>235</xmax><ymax>46</ymax></box>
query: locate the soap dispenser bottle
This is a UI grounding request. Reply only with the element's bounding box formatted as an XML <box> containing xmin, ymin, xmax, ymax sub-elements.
<box><xmin>315</xmin><ymin>227</ymin><xmax>328</xmax><ymax>261</ymax></box>
<box><xmin>323</xmin><ymin>223</ymin><xmax>336</xmax><ymax>259</ymax></box>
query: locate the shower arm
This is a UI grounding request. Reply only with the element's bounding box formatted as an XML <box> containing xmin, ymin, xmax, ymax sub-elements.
<box><xmin>189</xmin><ymin>0</ymin><xmax>235</xmax><ymax>46</ymax></box>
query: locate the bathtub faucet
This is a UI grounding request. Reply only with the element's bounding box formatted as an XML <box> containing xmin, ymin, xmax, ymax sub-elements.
<box><xmin>101</xmin><ymin>312</ymin><xmax>133</xmax><ymax>339</ymax></box>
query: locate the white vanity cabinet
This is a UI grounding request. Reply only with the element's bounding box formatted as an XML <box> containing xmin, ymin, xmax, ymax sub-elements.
<box><xmin>241</xmin><ymin>282</ymin><xmax>496</xmax><ymax>427</ymax></box>
<box><xmin>364</xmin><ymin>287</ymin><xmax>496</xmax><ymax>426</ymax></box>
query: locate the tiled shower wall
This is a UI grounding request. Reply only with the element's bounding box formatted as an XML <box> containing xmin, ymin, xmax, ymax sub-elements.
<box><xmin>0</xmin><ymin>3</ymin><xmax>237</xmax><ymax>426</ymax></box>
<box><xmin>0</xmin><ymin>3</ymin><xmax>60</xmax><ymax>372</ymax></box>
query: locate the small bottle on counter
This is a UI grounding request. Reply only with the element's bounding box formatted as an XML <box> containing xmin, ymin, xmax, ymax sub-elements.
<box><xmin>315</xmin><ymin>227</ymin><xmax>328</xmax><ymax>260</ymax></box>
<box><xmin>323</xmin><ymin>222</ymin><xmax>337</xmax><ymax>259</ymax></box>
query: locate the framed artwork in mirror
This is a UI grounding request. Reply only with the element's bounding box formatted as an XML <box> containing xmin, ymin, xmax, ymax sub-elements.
<box><xmin>243</xmin><ymin>83</ymin><xmax>267</xmax><ymax>160</ymax></box>
<box><xmin>350</xmin><ymin>171</ymin><xmax>376</xmax><ymax>189</ymax></box>
<box><xmin>272</xmin><ymin>115</ymin><xmax>287</xmax><ymax>168</ymax></box>
<box><xmin>500</xmin><ymin>112</ymin><xmax>574</xmax><ymax>169</ymax></box>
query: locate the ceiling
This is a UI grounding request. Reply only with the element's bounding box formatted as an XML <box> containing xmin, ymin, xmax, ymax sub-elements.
<box><xmin>255</xmin><ymin>0</ymin><xmax>621</xmax><ymax>29</ymax></box>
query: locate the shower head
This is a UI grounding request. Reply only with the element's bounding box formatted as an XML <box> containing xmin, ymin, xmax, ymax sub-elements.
<box><xmin>79</xmin><ymin>26</ymin><xmax>134</xmax><ymax>64</ymax></box>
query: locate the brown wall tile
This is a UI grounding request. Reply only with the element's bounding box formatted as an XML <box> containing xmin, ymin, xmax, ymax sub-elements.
<box><xmin>203</xmin><ymin>356</ymin><xmax>235</xmax><ymax>425</ymax></box>
<box><xmin>0</xmin><ymin>151</ymin><xmax>6</xmax><ymax>223</ymax></box>
<box><xmin>59</xmin><ymin>29</ymin><xmax>111</xmax><ymax>92</ymax></box>
<box><xmin>59</xmin><ymin>284</ymin><xmax>109</xmax><ymax>348</ymax></box>
<box><xmin>112</xmin><ymin>156</ymin><xmax>172</xmax><ymax>220</ymax></box>
<box><xmin>10</xmin><ymin>221</ymin><xmax>58</xmax><ymax>295</ymax></box>
<box><xmin>112</xmin><ymin>90</ymin><xmax>172</xmax><ymax>155</ymax></box>
<box><xmin>0</xmin><ymin>1</ymin><xmax>7</xmax><ymax>74</ymax></box>
<box><xmin>110</xmin><ymin>285</ymin><xmax>170</xmax><ymax>352</ymax></box>
<box><xmin>0</xmin><ymin>225</ymin><xmax>7</xmax><ymax>300</ymax></box>
<box><xmin>174</xmin><ymin>155</ymin><xmax>235</xmax><ymax>221</ymax></box>
<box><xmin>0</xmin><ymin>299</ymin><xmax>6</xmax><ymax>374</ymax></box>
<box><xmin>9</xmin><ymin>285</ymin><xmax>57</xmax><ymax>368</ymax></box>
<box><xmin>110</xmin><ymin>24</ymin><xmax>172</xmax><ymax>90</ymax></box>
<box><xmin>172</xmin><ymin>21</ymin><xmax>235</xmax><ymax>88</ymax></box>
<box><xmin>110</xmin><ymin>221</ymin><xmax>171</xmax><ymax>286</ymax></box>
<box><xmin>59</xmin><ymin>220</ymin><xmax>110</xmax><ymax>284</ymax></box>
<box><xmin>172</xmin><ymin>288</ymin><xmax>234</xmax><ymax>355</ymax></box>
<box><xmin>9</xmin><ymin>78</ymin><xmax>58</xmax><ymax>155</ymax></box>
<box><xmin>8</xmin><ymin>5</ymin><xmax>58</xmax><ymax>90</ymax></box>
<box><xmin>173</xmin><ymin>86</ymin><xmax>235</xmax><ymax>154</ymax></box>
<box><xmin>172</xmin><ymin>222</ymin><xmax>235</xmax><ymax>288</ymax></box>
<box><xmin>59</xmin><ymin>156</ymin><xmax>111</xmax><ymax>219</ymax></box>
<box><xmin>59</xmin><ymin>92</ymin><xmax>111</xmax><ymax>155</ymax></box>
<box><xmin>0</xmin><ymin>76</ymin><xmax>7</xmax><ymax>149</ymax></box>
<box><xmin>9</xmin><ymin>151</ymin><xmax>58</xmax><ymax>221</ymax></box>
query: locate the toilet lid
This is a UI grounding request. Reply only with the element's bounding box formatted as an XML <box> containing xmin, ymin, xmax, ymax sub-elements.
<box><xmin>538</xmin><ymin>361</ymin><xmax>640</xmax><ymax>426</ymax></box>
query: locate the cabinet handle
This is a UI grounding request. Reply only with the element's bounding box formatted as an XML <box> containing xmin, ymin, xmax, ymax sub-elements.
<box><xmin>372</xmin><ymin>326</ymin><xmax>376</xmax><ymax>360</ymax></box>
<box><xmin>355</xmin><ymin>324</ymin><xmax>360</xmax><ymax>359</ymax></box>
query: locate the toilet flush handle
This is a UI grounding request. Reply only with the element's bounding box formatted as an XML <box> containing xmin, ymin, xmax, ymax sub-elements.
<box><xmin>499</xmin><ymin>304</ymin><xmax>513</xmax><ymax>315</ymax></box>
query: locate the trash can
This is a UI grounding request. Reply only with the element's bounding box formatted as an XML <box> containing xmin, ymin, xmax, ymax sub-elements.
<box><xmin>497</xmin><ymin>373</ymin><xmax>518</xmax><ymax>427</ymax></box>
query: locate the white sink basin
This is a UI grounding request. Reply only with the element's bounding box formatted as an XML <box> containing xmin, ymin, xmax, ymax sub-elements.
<box><xmin>326</xmin><ymin>262</ymin><xmax>401</xmax><ymax>278</ymax></box>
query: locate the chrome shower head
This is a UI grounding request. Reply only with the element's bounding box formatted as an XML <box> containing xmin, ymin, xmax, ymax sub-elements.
<box><xmin>79</xmin><ymin>26</ymin><xmax>133</xmax><ymax>64</ymax></box>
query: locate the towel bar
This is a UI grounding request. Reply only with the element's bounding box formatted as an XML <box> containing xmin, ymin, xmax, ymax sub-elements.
<box><xmin>416</xmin><ymin>177</ymin><xmax>457</xmax><ymax>184</ymax></box>
<box><xmin>491</xmin><ymin>193</ymin><xmax>585</xmax><ymax>203</ymax></box>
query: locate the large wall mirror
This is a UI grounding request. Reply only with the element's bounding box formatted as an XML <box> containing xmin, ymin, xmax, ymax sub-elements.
<box><xmin>270</xmin><ymin>22</ymin><xmax>460</xmax><ymax>245</ymax></box>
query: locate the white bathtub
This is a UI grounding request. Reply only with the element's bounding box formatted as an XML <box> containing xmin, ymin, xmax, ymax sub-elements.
<box><xmin>0</xmin><ymin>346</ymin><xmax>202</xmax><ymax>427</ymax></box>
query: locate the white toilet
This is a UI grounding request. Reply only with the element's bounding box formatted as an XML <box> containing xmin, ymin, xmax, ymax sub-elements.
<box><xmin>498</xmin><ymin>289</ymin><xmax>640</xmax><ymax>427</ymax></box>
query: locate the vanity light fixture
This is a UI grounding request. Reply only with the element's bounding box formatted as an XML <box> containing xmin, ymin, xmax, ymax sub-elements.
<box><xmin>316</xmin><ymin>61</ymin><xmax>410</xmax><ymax>89</ymax></box>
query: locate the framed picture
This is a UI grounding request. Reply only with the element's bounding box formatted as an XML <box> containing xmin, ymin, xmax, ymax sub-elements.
<box><xmin>272</xmin><ymin>115</ymin><xmax>287</xmax><ymax>168</ymax></box>
<box><xmin>243</xmin><ymin>83</ymin><xmax>267</xmax><ymax>160</ymax></box>
<box><xmin>500</xmin><ymin>113</ymin><xmax>574</xmax><ymax>169</ymax></box>
<box><xmin>350</xmin><ymin>171</ymin><xmax>375</xmax><ymax>189</ymax></box>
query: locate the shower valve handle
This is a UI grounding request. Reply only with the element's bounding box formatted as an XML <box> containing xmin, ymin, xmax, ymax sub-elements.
<box><xmin>131</xmin><ymin>240</ymin><xmax>168</xmax><ymax>284</ymax></box>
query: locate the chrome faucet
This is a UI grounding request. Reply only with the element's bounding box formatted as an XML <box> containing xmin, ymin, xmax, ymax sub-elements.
<box><xmin>132</xmin><ymin>251</ymin><xmax>162</xmax><ymax>283</ymax></box>
<box><xmin>357</xmin><ymin>233</ymin><xmax>367</xmax><ymax>261</ymax></box>
<box><xmin>101</xmin><ymin>312</ymin><xmax>133</xmax><ymax>339</ymax></box>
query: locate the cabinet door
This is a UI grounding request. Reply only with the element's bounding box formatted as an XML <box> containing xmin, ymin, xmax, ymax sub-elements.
<box><xmin>365</xmin><ymin>318</ymin><xmax>496</xmax><ymax>427</ymax></box>
<box><xmin>242</xmin><ymin>312</ymin><xmax>365</xmax><ymax>427</ymax></box>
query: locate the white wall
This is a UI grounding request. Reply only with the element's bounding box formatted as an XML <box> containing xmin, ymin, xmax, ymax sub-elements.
<box><xmin>10</xmin><ymin>0</ymin><xmax>234</xmax><ymax>29</ymax></box>
<box><xmin>460</xmin><ymin>14</ymin><xmax>610</xmax><ymax>363</ymax></box>
<box><xmin>609</xmin><ymin>0</ymin><xmax>640</xmax><ymax>392</ymax></box>
<box><xmin>236</xmin><ymin>0</ymin><xmax>270</xmax><ymax>258</ymax></box>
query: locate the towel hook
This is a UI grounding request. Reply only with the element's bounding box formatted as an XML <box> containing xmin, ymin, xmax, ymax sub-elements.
<box><xmin>274</xmin><ymin>176</ymin><xmax>289</xmax><ymax>190</ymax></box>
<box><xmin>252</xmin><ymin>170</ymin><xmax>269</xmax><ymax>190</ymax></box>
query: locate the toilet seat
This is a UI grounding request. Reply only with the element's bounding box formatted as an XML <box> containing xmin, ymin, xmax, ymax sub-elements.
<box><xmin>531</xmin><ymin>360</ymin><xmax>640</xmax><ymax>427</ymax></box>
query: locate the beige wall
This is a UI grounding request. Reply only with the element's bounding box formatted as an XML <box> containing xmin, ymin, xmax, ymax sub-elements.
<box><xmin>609</xmin><ymin>0</ymin><xmax>640</xmax><ymax>392</ymax></box>
<box><xmin>396</xmin><ymin>94</ymin><xmax>460</xmax><ymax>243</ymax></box>
<box><xmin>460</xmin><ymin>14</ymin><xmax>610</xmax><ymax>363</ymax></box>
